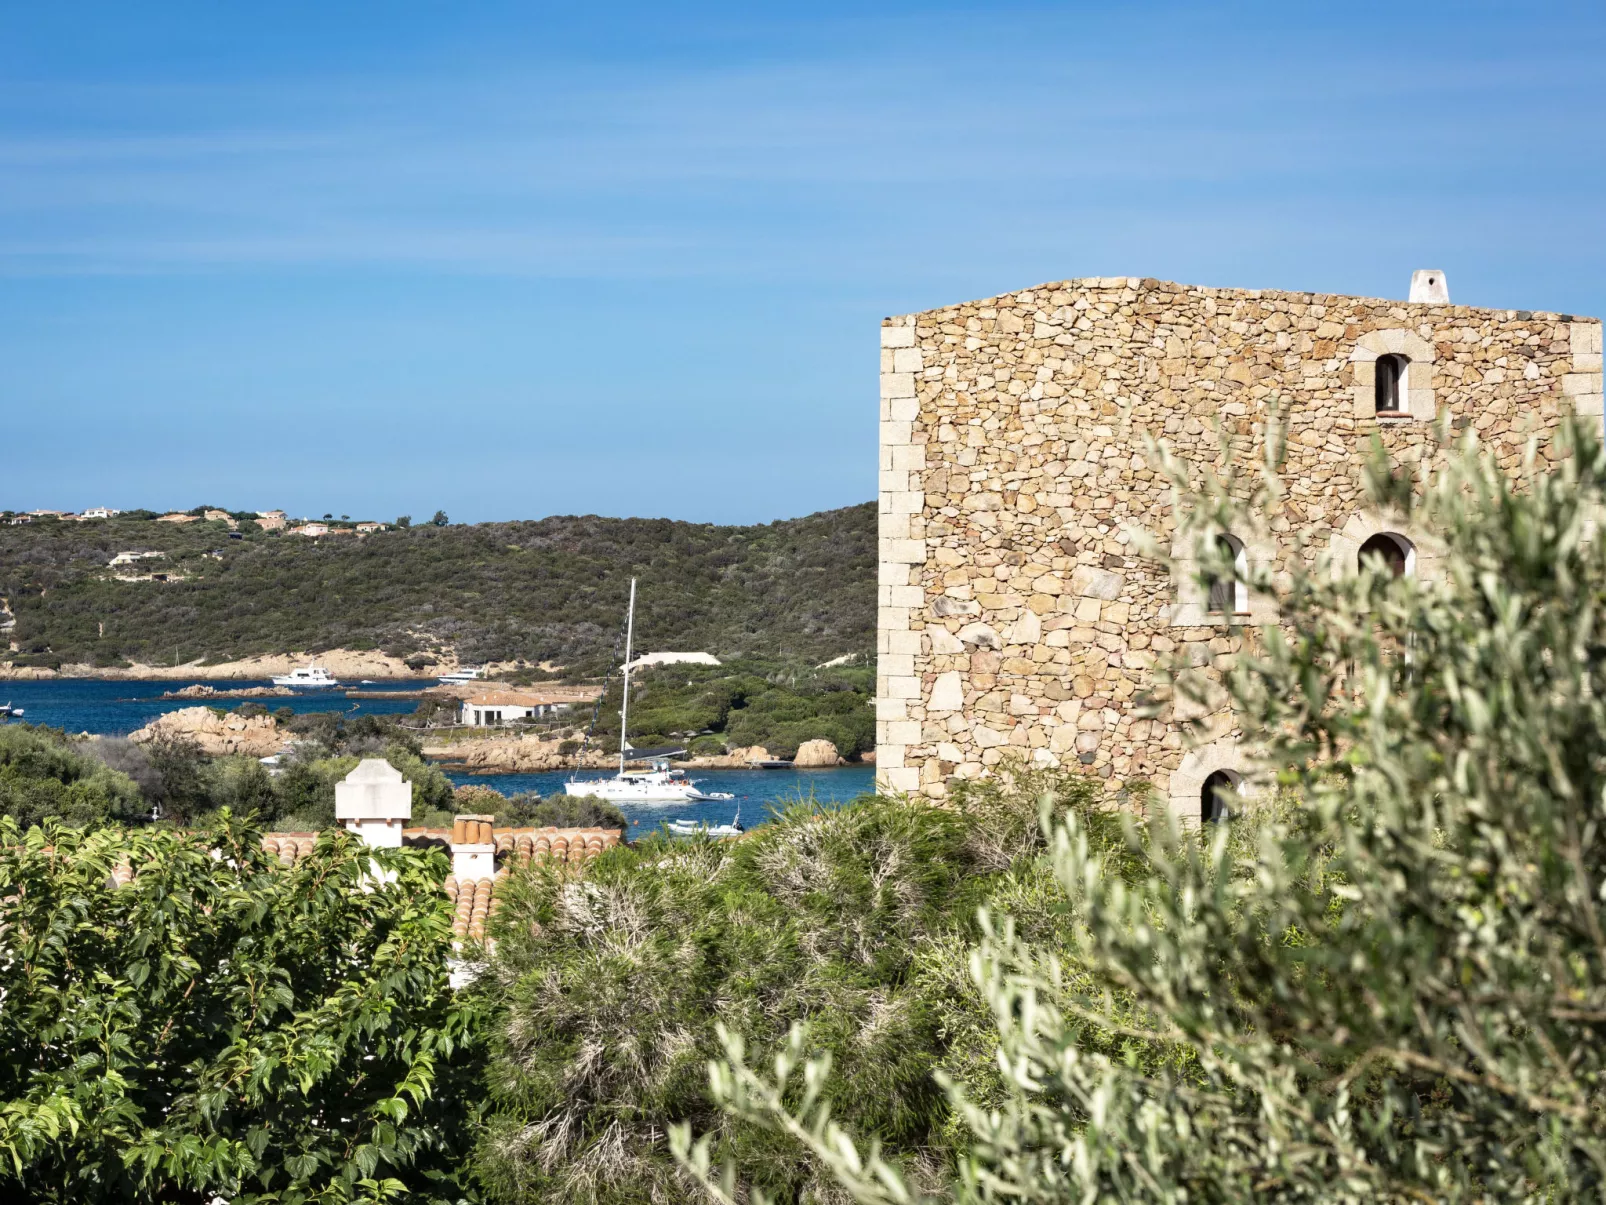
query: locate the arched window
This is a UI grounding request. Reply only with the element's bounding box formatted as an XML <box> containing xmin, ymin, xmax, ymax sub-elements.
<box><xmin>1201</xmin><ymin>769</ymin><xmax>1238</xmax><ymax>824</ymax></box>
<box><xmin>1375</xmin><ymin>354</ymin><xmax>1407</xmax><ymax>413</ymax></box>
<box><xmin>1359</xmin><ymin>532</ymin><xmax>1414</xmax><ymax>578</ymax></box>
<box><xmin>1206</xmin><ymin>533</ymin><xmax>1248</xmax><ymax>615</ymax></box>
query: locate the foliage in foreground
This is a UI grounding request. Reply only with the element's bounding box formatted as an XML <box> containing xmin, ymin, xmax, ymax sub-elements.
<box><xmin>0</xmin><ymin>814</ymin><xmax>484</xmax><ymax>1204</ymax></box>
<box><xmin>473</xmin><ymin>768</ymin><xmax>1111</xmax><ymax>1204</ymax></box>
<box><xmin>680</xmin><ymin>422</ymin><xmax>1606</xmax><ymax>1202</ymax></box>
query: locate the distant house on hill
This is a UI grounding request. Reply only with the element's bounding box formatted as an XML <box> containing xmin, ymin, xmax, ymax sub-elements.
<box><xmin>624</xmin><ymin>651</ymin><xmax>722</xmax><ymax>672</ymax></box>
<box><xmin>256</xmin><ymin>510</ymin><xmax>287</xmax><ymax>531</ymax></box>
<box><xmin>80</xmin><ymin>507</ymin><xmax>121</xmax><ymax>520</ymax></box>
<box><xmin>289</xmin><ymin>523</ymin><xmax>329</xmax><ymax>537</ymax></box>
<box><xmin>355</xmin><ymin>522</ymin><xmax>387</xmax><ymax>533</ymax></box>
<box><xmin>28</xmin><ymin>509</ymin><xmax>74</xmax><ymax>520</ymax></box>
<box><xmin>157</xmin><ymin>512</ymin><xmax>198</xmax><ymax>524</ymax></box>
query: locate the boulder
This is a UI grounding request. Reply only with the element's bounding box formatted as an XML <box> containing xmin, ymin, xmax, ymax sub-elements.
<box><xmin>128</xmin><ymin>706</ymin><xmax>287</xmax><ymax>756</ymax></box>
<box><xmin>792</xmin><ymin>739</ymin><xmax>843</xmax><ymax>768</ymax></box>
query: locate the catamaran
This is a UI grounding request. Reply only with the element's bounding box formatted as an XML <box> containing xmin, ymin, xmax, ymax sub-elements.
<box><xmin>564</xmin><ymin>578</ymin><xmax>734</xmax><ymax>805</ymax></box>
<box><xmin>271</xmin><ymin>665</ymin><xmax>341</xmax><ymax>689</ymax></box>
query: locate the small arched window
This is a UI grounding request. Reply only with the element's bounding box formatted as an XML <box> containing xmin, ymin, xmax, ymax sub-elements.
<box><xmin>1201</xmin><ymin>769</ymin><xmax>1238</xmax><ymax>824</ymax></box>
<box><xmin>1359</xmin><ymin>532</ymin><xmax>1414</xmax><ymax>578</ymax></box>
<box><xmin>1206</xmin><ymin>533</ymin><xmax>1248</xmax><ymax>615</ymax></box>
<box><xmin>1375</xmin><ymin>354</ymin><xmax>1408</xmax><ymax>414</ymax></box>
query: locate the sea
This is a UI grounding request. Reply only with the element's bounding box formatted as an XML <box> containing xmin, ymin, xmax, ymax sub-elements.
<box><xmin>0</xmin><ymin>677</ymin><xmax>877</xmax><ymax>837</ymax></box>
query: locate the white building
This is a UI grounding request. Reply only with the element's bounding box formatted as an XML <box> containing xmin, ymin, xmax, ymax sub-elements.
<box><xmin>459</xmin><ymin>691</ymin><xmax>570</xmax><ymax>727</ymax></box>
<box><xmin>80</xmin><ymin>507</ymin><xmax>122</xmax><ymax>520</ymax></box>
<box><xmin>624</xmin><ymin>651</ymin><xmax>722</xmax><ymax>672</ymax></box>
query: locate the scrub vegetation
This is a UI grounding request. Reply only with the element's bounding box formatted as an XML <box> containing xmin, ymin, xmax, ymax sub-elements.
<box><xmin>0</xmin><ymin>503</ymin><xmax>874</xmax><ymax>673</ymax></box>
<box><xmin>5</xmin><ymin>427</ymin><xmax>1605</xmax><ymax>1203</ymax></box>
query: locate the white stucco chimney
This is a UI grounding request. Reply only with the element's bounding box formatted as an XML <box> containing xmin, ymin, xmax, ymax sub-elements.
<box><xmin>1409</xmin><ymin>270</ymin><xmax>1450</xmax><ymax>304</ymax></box>
<box><xmin>334</xmin><ymin>758</ymin><xmax>413</xmax><ymax>847</ymax></box>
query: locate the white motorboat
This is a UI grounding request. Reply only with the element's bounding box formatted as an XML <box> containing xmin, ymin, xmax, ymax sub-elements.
<box><xmin>0</xmin><ymin>702</ymin><xmax>22</xmax><ymax>719</ymax></box>
<box><xmin>271</xmin><ymin>665</ymin><xmax>340</xmax><ymax>689</ymax></box>
<box><xmin>668</xmin><ymin>807</ymin><xmax>744</xmax><ymax>838</ymax></box>
<box><xmin>563</xmin><ymin>578</ymin><xmax>734</xmax><ymax>806</ymax></box>
<box><xmin>438</xmin><ymin>666</ymin><xmax>485</xmax><ymax>685</ymax></box>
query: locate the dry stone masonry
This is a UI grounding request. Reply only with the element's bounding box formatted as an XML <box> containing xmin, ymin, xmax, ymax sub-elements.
<box><xmin>876</xmin><ymin>275</ymin><xmax>1604</xmax><ymax>814</ymax></box>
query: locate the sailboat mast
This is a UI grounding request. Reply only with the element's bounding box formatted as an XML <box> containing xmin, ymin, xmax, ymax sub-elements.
<box><xmin>618</xmin><ymin>577</ymin><xmax>637</xmax><ymax>776</ymax></box>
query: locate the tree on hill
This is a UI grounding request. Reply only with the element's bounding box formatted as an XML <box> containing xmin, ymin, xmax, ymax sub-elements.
<box><xmin>678</xmin><ymin>421</ymin><xmax>1606</xmax><ymax>1202</ymax></box>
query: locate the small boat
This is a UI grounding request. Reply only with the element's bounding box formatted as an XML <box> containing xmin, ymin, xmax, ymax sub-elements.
<box><xmin>0</xmin><ymin>702</ymin><xmax>22</xmax><ymax>718</ymax></box>
<box><xmin>438</xmin><ymin>666</ymin><xmax>485</xmax><ymax>685</ymax></box>
<box><xmin>562</xmin><ymin>578</ymin><xmax>734</xmax><ymax>805</ymax></box>
<box><xmin>668</xmin><ymin>807</ymin><xmax>744</xmax><ymax>838</ymax></box>
<box><xmin>271</xmin><ymin>665</ymin><xmax>341</xmax><ymax>689</ymax></box>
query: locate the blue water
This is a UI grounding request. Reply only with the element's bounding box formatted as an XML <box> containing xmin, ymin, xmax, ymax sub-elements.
<box><xmin>443</xmin><ymin>765</ymin><xmax>878</xmax><ymax>840</ymax></box>
<box><xmin>0</xmin><ymin>677</ymin><xmax>426</xmax><ymax>736</ymax></box>
<box><xmin>0</xmin><ymin>679</ymin><xmax>879</xmax><ymax>838</ymax></box>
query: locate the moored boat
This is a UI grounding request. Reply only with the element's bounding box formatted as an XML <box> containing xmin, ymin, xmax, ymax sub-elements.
<box><xmin>562</xmin><ymin>578</ymin><xmax>734</xmax><ymax>806</ymax></box>
<box><xmin>271</xmin><ymin>665</ymin><xmax>340</xmax><ymax>689</ymax></box>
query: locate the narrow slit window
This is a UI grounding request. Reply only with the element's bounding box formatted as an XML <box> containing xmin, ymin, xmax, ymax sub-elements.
<box><xmin>1206</xmin><ymin>534</ymin><xmax>1248</xmax><ymax>615</ymax></box>
<box><xmin>1375</xmin><ymin>354</ymin><xmax>1407</xmax><ymax>413</ymax></box>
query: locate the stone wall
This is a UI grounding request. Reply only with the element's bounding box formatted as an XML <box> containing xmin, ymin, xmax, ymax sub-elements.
<box><xmin>876</xmin><ymin>276</ymin><xmax>1604</xmax><ymax>809</ymax></box>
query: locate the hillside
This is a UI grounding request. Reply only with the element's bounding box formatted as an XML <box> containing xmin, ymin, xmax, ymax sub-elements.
<box><xmin>0</xmin><ymin>504</ymin><xmax>875</xmax><ymax>675</ymax></box>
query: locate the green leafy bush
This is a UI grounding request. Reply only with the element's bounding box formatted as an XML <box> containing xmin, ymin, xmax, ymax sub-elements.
<box><xmin>0</xmin><ymin>814</ymin><xmax>485</xmax><ymax>1203</ymax></box>
<box><xmin>0</xmin><ymin>725</ymin><xmax>144</xmax><ymax>828</ymax></box>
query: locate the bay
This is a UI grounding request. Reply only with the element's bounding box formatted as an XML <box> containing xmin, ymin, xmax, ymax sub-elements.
<box><xmin>0</xmin><ymin>678</ymin><xmax>880</xmax><ymax>837</ymax></box>
<box><xmin>444</xmin><ymin>765</ymin><xmax>878</xmax><ymax>840</ymax></box>
<box><xmin>0</xmin><ymin>677</ymin><xmax>424</xmax><ymax>735</ymax></box>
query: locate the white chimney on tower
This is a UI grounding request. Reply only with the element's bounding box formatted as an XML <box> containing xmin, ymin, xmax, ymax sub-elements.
<box><xmin>334</xmin><ymin>759</ymin><xmax>413</xmax><ymax>847</ymax></box>
<box><xmin>1409</xmin><ymin>270</ymin><xmax>1450</xmax><ymax>304</ymax></box>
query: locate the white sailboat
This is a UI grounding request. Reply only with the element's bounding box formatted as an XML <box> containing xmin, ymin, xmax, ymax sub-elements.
<box><xmin>564</xmin><ymin>578</ymin><xmax>734</xmax><ymax>806</ymax></box>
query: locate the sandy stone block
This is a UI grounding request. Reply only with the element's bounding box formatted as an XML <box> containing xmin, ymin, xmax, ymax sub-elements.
<box><xmin>885</xmin><ymin>629</ymin><xmax>921</xmax><ymax>656</ymax></box>
<box><xmin>929</xmin><ymin>670</ymin><xmax>965</xmax><ymax>712</ymax></box>
<box><xmin>881</xmin><ymin>325</ymin><xmax>917</xmax><ymax>348</ymax></box>
<box><xmin>879</xmin><ymin>561</ymin><xmax>910</xmax><ymax>587</ymax></box>
<box><xmin>886</xmin><ymin>539</ymin><xmax>927</xmax><ymax>564</ymax></box>
<box><xmin>881</xmin><ymin>372</ymin><xmax>916</xmax><ymax>399</ymax></box>
<box><xmin>1069</xmin><ymin>565</ymin><xmax>1123</xmax><ymax>599</ymax></box>
<box><xmin>887</xmin><ymin>397</ymin><xmax>920</xmax><ymax>422</ymax></box>
<box><xmin>881</xmin><ymin>766</ymin><xmax>920</xmax><ymax>793</ymax></box>
<box><xmin>1575</xmin><ymin>354</ymin><xmax>1603</xmax><ymax>373</ymax></box>
<box><xmin>880</xmin><ymin>512</ymin><xmax>911</xmax><ymax>541</ymax></box>
<box><xmin>889</xmin><ymin>490</ymin><xmax>925</xmax><ymax>514</ymax></box>
<box><xmin>1573</xmin><ymin>323</ymin><xmax>1604</xmax><ymax>356</ymax></box>
<box><xmin>1563</xmin><ymin>373</ymin><xmax>1599</xmax><ymax>396</ymax></box>
<box><xmin>881</xmin><ymin>421</ymin><xmax>912</xmax><ymax>446</ymax></box>
<box><xmin>887</xmin><ymin>675</ymin><xmax>921</xmax><ymax>700</ymax></box>
<box><xmin>888</xmin><ymin>585</ymin><xmax>924</xmax><ymax>608</ymax></box>
<box><xmin>928</xmin><ymin>627</ymin><xmax>964</xmax><ymax>654</ymax></box>
<box><xmin>892</xmin><ymin>347</ymin><xmax>924</xmax><ymax>374</ymax></box>
<box><xmin>885</xmin><ymin>720</ymin><xmax>921</xmax><ymax>745</ymax></box>
<box><xmin>881</xmin><ymin>652</ymin><xmax>914</xmax><ymax>678</ymax></box>
<box><xmin>1575</xmin><ymin>394</ymin><xmax>1605</xmax><ymax>418</ymax></box>
<box><xmin>891</xmin><ymin>443</ymin><xmax>926</xmax><ymax>471</ymax></box>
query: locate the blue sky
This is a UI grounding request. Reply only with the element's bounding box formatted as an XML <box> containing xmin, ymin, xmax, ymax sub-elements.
<box><xmin>1</xmin><ymin>1</ymin><xmax>1601</xmax><ymax>524</ymax></box>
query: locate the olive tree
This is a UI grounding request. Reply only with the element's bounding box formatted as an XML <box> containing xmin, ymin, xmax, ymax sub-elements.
<box><xmin>678</xmin><ymin>420</ymin><xmax>1606</xmax><ymax>1202</ymax></box>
